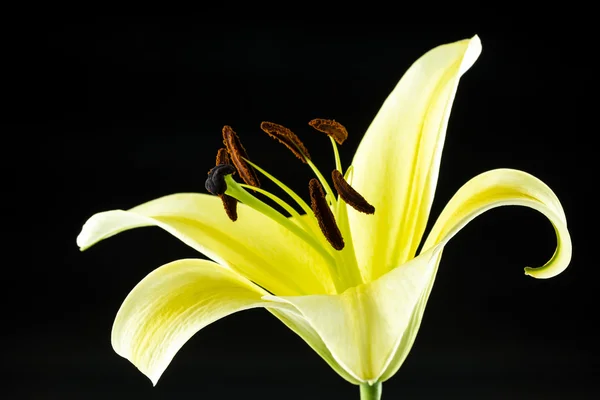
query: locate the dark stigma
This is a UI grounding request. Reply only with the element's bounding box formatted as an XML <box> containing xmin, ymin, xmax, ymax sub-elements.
<box><xmin>206</xmin><ymin>153</ymin><xmax>239</xmax><ymax>222</ymax></box>
<box><xmin>205</xmin><ymin>164</ymin><xmax>236</xmax><ymax>196</ymax></box>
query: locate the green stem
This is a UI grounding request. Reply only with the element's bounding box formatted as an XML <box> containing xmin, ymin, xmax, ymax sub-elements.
<box><xmin>360</xmin><ymin>382</ymin><xmax>382</xmax><ymax>400</ymax></box>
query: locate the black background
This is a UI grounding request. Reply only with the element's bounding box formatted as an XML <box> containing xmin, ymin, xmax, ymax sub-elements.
<box><xmin>5</xmin><ymin>16</ymin><xmax>595</xmax><ymax>399</ymax></box>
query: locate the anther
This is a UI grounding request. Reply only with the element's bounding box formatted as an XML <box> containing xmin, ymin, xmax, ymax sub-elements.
<box><xmin>309</xmin><ymin>118</ymin><xmax>348</xmax><ymax>145</ymax></box>
<box><xmin>331</xmin><ymin>170</ymin><xmax>375</xmax><ymax>214</ymax></box>
<box><xmin>309</xmin><ymin>178</ymin><xmax>345</xmax><ymax>250</ymax></box>
<box><xmin>260</xmin><ymin>121</ymin><xmax>311</xmax><ymax>163</ymax></box>
<box><xmin>222</xmin><ymin>125</ymin><xmax>260</xmax><ymax>187</ymax></box>
<box><xmin>220</xmin><ymin>193</ymin><xmax>238</xmax><ymax>221</ymax></box>
<box><xmin>215</xmin><ymin>147</ymin><xmax>230</xmax><ymax>166</ymax></box>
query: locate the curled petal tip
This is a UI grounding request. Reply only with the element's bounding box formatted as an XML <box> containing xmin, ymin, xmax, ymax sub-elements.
<box><xmin>459</xmin><ymin>35</ymin><xmax>483</xmax><ymax>76</ymax></box>
<box><xmin>76</xmin><ymin>219</ymin><xmax>94</xmax><ymax>250</ymax></box>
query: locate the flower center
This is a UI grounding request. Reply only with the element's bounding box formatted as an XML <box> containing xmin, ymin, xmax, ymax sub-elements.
<box><xmin>205</xmin><ymin>120</ymin><xmax>375</xmax><ymax>293</ymax></box>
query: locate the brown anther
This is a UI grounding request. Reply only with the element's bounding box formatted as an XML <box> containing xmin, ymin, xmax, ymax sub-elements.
<box><xmin>222</xmin><ymin>125</ymin><xmax>260</xmax><ymax>188</ymax></box>
<box><xmin>309</xmin><ymin>118</ymin><xmax>348</xmax><ymax>145</ymax></box>
<box><xmin>309</xmin><ymin>178</ymin><xmax>344</xmax><ymax>250</ymax></box>
<box><xmin>331</xmin><ymin>170</ymin><xmax>375</xmax><ymax>214</ymax></box>
<box><xmin>260</xmin><ymin>121</ymin><xmax>311</xmax><ymax>163</ymax></box>
<box><xmin>220</xmin><ymin>194</ymin><xmax>238</xmax><ymax>221</ymax></box>
<box><xmin>215</xmin><ymin>147</ymin><xmax>230</xmax><ymax>166</ymax></box>
<box><xmin>209</xmin><ymin>147</ymin><xmax>238</xmax><ymax>221</ymax></box>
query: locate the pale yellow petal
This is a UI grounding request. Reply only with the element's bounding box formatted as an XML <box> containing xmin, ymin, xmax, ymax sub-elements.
<box><xmin>421</xmin><ymin>168</ymin><xmax>571</xmax><ymax>278</ymax></box>
<box><xmin>113</xmin><ymin>258</ymin><xmax>351</xmax><ymax>386</ymax></box>
<box><xmin>112</xmin><ymin>258</ymin><xmax>273</xmax><ymax>385</ymax></box>
<box><xmin>267</xmin><ymin>168</ymin><xmax>571</xmax><ymax>383</ymax></box>
<box><xmin>380</xmin><ymin>168</ymin><xmax>571</xmax><ymax>380</ymax></box>
<box><xmin>265</xmin><ymin>249</ymin><xmax>440</xmax><ymax>383</ymax></box>
<box><xmin>348</xmin><ymin>35</ymin><xmax>482</xmax><ymax>282</ymax></box>
<box><xmin>268</xmin><ymin>308</ymin><xmax>361</xmax><ymax>384</ymax></box>
<box><xmin>77</xmin><ymin>193</ymin><xmax>335</xmax><ymax>296</ymax></box>
<box><xmin>378</xmin><ymin>251</ymin><xmax>441</xmax><ymax>382</ymax></box>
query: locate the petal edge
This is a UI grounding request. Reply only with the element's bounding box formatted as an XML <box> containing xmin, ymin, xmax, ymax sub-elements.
<box><xmin>348</xmin><ymin>35</ymin><xmax>482</xmax><ymax>281</ymax></box>
<box><xmin>77</xmin><ymin>193</ymin><xmax>335</xmax><ymax>296</ymax></box>
<box><xmin>380</xmin><ymin>168</ymin><xmax>572</xmax><ymax>380</ymax></box>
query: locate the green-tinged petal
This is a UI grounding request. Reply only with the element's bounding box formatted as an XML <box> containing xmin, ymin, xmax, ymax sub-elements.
<box><xmin>77</xmin><ymin>193</ymin><xmax>335</xmax><ymax>296</ymax></box>
<box><xmin>348</xmin><ymin>35</ymin><xmax>482</xmax><ymax>282</ymax></box>
<box><xmin>112</xmin><ymin>258</ymin><xmax>273</xmax><ymax>385</ymax></box>
<box><xmin>268</xmin><ymin>308</ymin><xmax>361</xmax><ymax>384</ymax></box>
<box><xmin>378</xmin><ymin>251</ymin><xmax>441</xmax><ymax>382</ymax></box>
<box><xmin>264</xmin><ymin>249</ymin><xmax>440</xmax><ymax>383</ymax></box>
<box><xmin>112</xmin><ymin>258</ymin><xmax>351</xmax><ymax>386</ymax></box>
<box><xmin>380</xmin><ymin>168</ymin><xmax>571</xmax><ymax>380</ymax></box>
<box><xmin>266</xmin><ymin>168</ymin><xmax>571</xmax><ymax>383</ymax></box>
<box><xmin>421</xmin><ymin>168</ymin><xmax>571</xmax><ymax>278</ymax></box>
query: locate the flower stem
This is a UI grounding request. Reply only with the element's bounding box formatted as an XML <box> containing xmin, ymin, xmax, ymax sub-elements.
<box><xmin>360</xmin><ymin>382</ymin><xmax>382</xmax><ymax>400</ymax></box>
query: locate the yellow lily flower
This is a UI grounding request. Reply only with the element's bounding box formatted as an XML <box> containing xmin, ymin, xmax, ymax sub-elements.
<box><xmin>76</xmin><ymin>35</ymin><xmax>571</xmax><ymax>399</ymax></box>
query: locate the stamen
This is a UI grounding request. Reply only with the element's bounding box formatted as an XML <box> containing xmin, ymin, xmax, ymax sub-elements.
<box><xmin>309</xmin><ymin>118</ymin><xmax>348</xmax><ymax>145</ymax></box>
<box><xmin>215</xmin><ymin>147</ymin><xmax>230</xmax><ymax>166</ymax></box>
<box><xmin>331</xmin><ymin>170</ymin><xmax>375</xmax><ymax>214</ymax></box>
<box><xmin>244</xmin><ymin>157</ymin><xmax>314</xmax><ymax>218</ymax></box>
<box><xmin>260</xmin><ymin>121</ymin><xmax>311</xmax><ymax>163</ymax></box>
<box><xmin>309</xmin><ymin>178</ymin><xmax>345</xmax><ymax>250</ymax></box>
<box><xmin>238</xmin><ymin>183</ymin><xmax>316</xmax><ymax>236</ymax></box>
<box><xmin>220</xmin><ymin>194</ymin><xmax>238</xmax><ymax>221</ymax></box>
<box><xmin>212</xmin><ymin>148</ymin><xmax>238</xmax><ymax>221</ymax></box>
<box><xmin>222</xmin><ymin>125</ymin><xmax>260</xmax><ymax>187</ymax></box>
<box><xmin>329</xmin><ymin>136</ymin><xmax>342</xmax><ymax>173</ymax></box>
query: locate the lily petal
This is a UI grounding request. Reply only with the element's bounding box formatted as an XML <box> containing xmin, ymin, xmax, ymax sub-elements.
<box><xmin>422</xmin><ymin>168</ymin><xmax>571</xmax><ymax>277</ymax></box>
<box><xmin>267</xmin><ymin>308</ymin><xmax>361</xmax><ymax>384</ymax></box>
<box><xmin>349</xmin><ymin>35</ymin><xmax>482</xmax><ymax>281</ymax></box>
<box><xmin>265</xmin><ymin>249</ymin><xmax>440</xmax><ymax>383</ymax></box>
<box><xmin>113</xmin><ymin>258</ymin><xmax>354</xmax><ymax>386</ymax></box>
<box><xmin>381</xmin><ymin>168</ymin><xmax>571</xmax><ymax>381</ymax></box>
<box><xmin>77</xmin><ymin>193</ymin><xmax>335</xmax><ymax>296</ymax></box>
<box><xmin>267</xmin><ymin>168</ymin><xmax>571</xmax><ymax>383</ymax></box>
<box><xmin>112</xmin><ymin>258</ymin><xmax>289</xmax><ymax>385</ymax></box>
